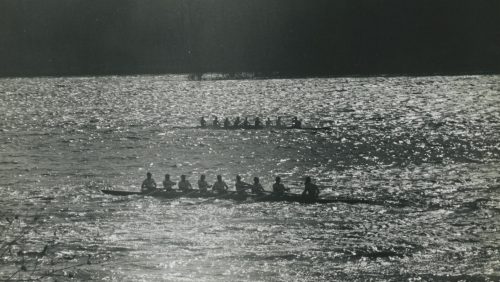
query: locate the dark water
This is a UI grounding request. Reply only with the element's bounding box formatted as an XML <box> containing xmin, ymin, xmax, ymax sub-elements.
<box><xmin>0</xmin><ymin>75</ymin><xmax>499</xmax><ymax>281</ymax></box>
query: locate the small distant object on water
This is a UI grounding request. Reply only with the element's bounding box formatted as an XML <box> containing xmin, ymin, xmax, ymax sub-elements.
<box><xmin>266</xmin><ymin>117</ymin><xmax>272</xmax><ymax>127</ymax></box>
<box><xmin>212</xmin><ymin>116</ymin><xmax>220</xmax><ymax>127</ymax></box>
<box><xmin>292</xmin><ymin>116</ymin><xmax>302</xmax><ymax>129</ymax></box>
<box><xmin>254</xmin><ymin>117</ymin><xmax>262</xmax><ymax>128</ymax></box>
<box><xmin>276</xmin><ymin>116</ymin><xmax>283</xmax><ymax>127</ymax></box>
<box><xmin>233</xmin><ymin>117</ymin><xmax>241</xmax><ymax>127</ymax></box>
<box><xmin>242</xmin><ymin>117</ymin><xmax>250</xmax><ymax>128</ymax></box>
<box><xmin>200</xmin><ymin>117</ymin><xmax>207</xmax><ymax>128</ymax></box>
<box><xmin>223</xmin><ymin>117</ymin><xmax>231</xmax><ymax>128</ymax></box>
<box><xmin>193</xmin><ymin>116</ymin><xmax>330</xmax><ymax>130</ymax></box>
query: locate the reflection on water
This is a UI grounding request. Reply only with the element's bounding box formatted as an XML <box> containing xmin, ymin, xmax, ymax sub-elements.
<box><xmin>0</xmin><ymin>75</ymin><xmax>499</xmax><ymax>280</ymax></box>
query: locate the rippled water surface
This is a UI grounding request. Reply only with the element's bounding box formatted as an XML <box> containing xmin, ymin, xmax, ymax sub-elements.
<box><xmin>1</xmin><ymin>75</ymin><xmax>499</xmax><ymax>281</ymax></box>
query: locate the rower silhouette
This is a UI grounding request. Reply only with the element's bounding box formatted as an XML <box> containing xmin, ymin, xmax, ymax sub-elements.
<box><xmin>302</xmin><ymin>176</ymin><xmax>319</xmax><ymax>199</ymax></box>
<box><xmin>292</xmin><ymin>116</ymin><xmax>302</xmax><ymax>128</ymax></box>
<box><xmin>212</xmin><ymin>116</ymin><xmax>220</xmax><ymax>127</ymax></box>
<box><xmin>272</xmin><ymin>176</ymin><xmax>288</xmax><ymax>196</ymax></box>
<box><xmin>223</xmin><ymin>117</ymin><xmax>231</xmax><ymax>128</ymax></box>
<box><xmin>276</xmin><ymin>117</ymin><xmax>283</xmax><ymax>128</ymax></box>
<box><xmin>178</xmin><ymin>175</ymin><xmax>193</xmax><ymax>191</ymax></box>
<box><xmin>198</xmin><ymin>174</ymin><xmax>210</xmax><ymax>193</ymax></box>
<box><xmin>163</xmin><ymin>174</ymin><xmax>175</xmax><ymax>191</ymax></box>
<box><xmin>141</xmin><ymin>172</ymin><xmax>157</xmax><ymax>192</ymax></box>
<box><xmin>200</xmin><ymin>117</ymin><xmax>207</xmax><ymax>128</ymax></box>
<box><xmin>212</xmin><ymin>175</ymin><xmax>229</xmax><ymax>194</ymax></box>
<box><xmin>255</xmin><ymin>117</ymin><xmax>262</xmax><ymax>128</ymax></box>
<box><xmin>251</xmin><ymin>177</ymin><xmax>265</xmax><ymax>195</ymax></box>
<box><xmin>235</xmin><ymin>175</ymin><xmax>251</xmax><ymax>195</ymax></box>
<box><xmin>233</xmin><ymin>117</ymin><xmax>241</xmax><ymax>128</ymax></box>
<box><xmin>242</xmin><ymin>117</ymin><xmax>250</xmax><ymax>128</ymax></box>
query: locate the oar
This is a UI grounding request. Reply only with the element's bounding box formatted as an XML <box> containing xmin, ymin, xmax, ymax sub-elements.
<box><xmin>156</xmin><ymin>188</ymin><xmax>200</xmax><ymax>199</ymax></box>
<box><xmin>179</xmin><ymin>189</ymin><xmax>203</xmax><ymax>198</ymax></box>
<box><xmin>142</xmin><ymin>187</ymin><xmax>182</xmax><ymax>197</ymax></box>
<box><xmin>249</xmin><ymin>188</ymin><xmax>306</xmax><ymax>201</ymax></box>
<box><xmin>239</xmin><ymin>184</ymin><xmax>254</xmax><ymax>191</ymax></box>
<box><xmin>142</xmin><ymin>188</ymin><xmax>161</xmax><ymax>197</ymax></box>
<box><xmin>292</xmin><ymin>182</ymin><xmax>333</xmax><ymax>192</ymax></box>
<box><xmin>199</xmin><ymin>191</ymin><xmax>237</xmax><ymax>203</ymax></box>
<box><xmin>250</xmin><ymin>190</ymin><xmax>273</xmax><ymax>201</ymax></box>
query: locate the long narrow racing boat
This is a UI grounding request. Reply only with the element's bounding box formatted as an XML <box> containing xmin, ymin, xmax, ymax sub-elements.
<box><xmin>100</xmin><ymin>189</ymin><xmax>380</xmax><ymax>205</ymax></box>
<box><xmin>172</xmin><ymin>125</ymin><xmax>331</xmax><ymax>131</ymax></box>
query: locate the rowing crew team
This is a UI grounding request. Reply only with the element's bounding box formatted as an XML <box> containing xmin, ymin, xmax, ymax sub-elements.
<box><xmin>200</xmin><ymin>116</ymin><xmax>302</xmax><ymax>129</ymax></box>
<box><xmin>141</xmin><ymin>172</ymin><xmax>320</xmax><ymax>199</ymax></box>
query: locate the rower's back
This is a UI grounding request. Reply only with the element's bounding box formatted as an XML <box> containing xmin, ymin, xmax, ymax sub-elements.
<box><xmin>198</xmin><ymin>175</ymin><xmax>209</xmax><ymax>193</ymax></box>
<box><xmin>272</xmin><ymin>176</ymin><xmax>286</xmax><ymax>196</ymax></box>
<box><xmin>163</xmin><ymin>174</ymin><xmax>175</xmax><ymax>191</ymax></box>
<box><xmin>302</xmin><ymin>177</ymin><xmax>319</xmax><ymax>199</ymax></box>
<box><xmin>212</xmin><ymin>117</ymin><xmax>219</xmax><ymax>127</ymax></box>
<box><xmin>141</xmin><ymin>172</ymin><xmax>157</xmax><ymax>192</ymax></box>
<box><xmin>254</xmin><ymin>117</ymin><xmax>262</xmax><ymax>128</ymax></box>
<box><xmin>235</xmin><ymin>175</ymin><xmax>250</xmax><ymax>195</ymax></box>
<box><xmin>178</xmin><ymin>175</ymin><xmax>192</xmax><ymax>191</ymax></box>
<box><xmin>251</xmin><ymin>177</ymin><xmax>265</xmax><ymax>194</ymax></box>
<box><xmin>292</xmin><ymin>117</ymin><xmax>302</xmax><ymax>129</ymax></box>
<box><xmin>213</xmin><ymin>175</ymin><xmax>228</xmax><ymax>193</ymax></box>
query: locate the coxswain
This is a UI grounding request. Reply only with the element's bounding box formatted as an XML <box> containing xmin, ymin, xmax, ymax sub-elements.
<box><xmin>200</xmin><ymin>117</ymin><xmax>207</xmax><ymax>128</ymax></box>
<box><xmin>251</xmin><ymin>177</ymin><xmax>265</xmax><ymax>195</ymax></box>
<box><xmin>212</xmin><ymin>116</ymin><xmax>220</xmax><ymax>127</ymax></box>
<box><xmin>223</xmin><ymin>117</ymin><xmax>231</xmax><ymax>128</ymax></box>
<box><xmin>272</xmin><ymin>176</ymin><xmax>288</xmax><ymax>196</ymax></box>
<box><xmin>292</xmin><ymin>116</ymin><xmax>302</xmax><ymax>128</ymax></box>
<box><xmin>162</xmin><ymin>174</ymin><xmax>176</xmax><ymax>191</ymax></box>
<box><xmin>235</xmin><ymin>175</ymin><xmax>251</xmax><ymax>195</ymax></box>
<box><xmin>212</xmin><ymin>175</ymin><xmax>229</xmax><ymax>194</ymax></box>
<box><xmin>302</xmin><ymin>176</ymin><xmax>319</xmax><ymax>199</ymax></box>
<box><xmin>178</xmin><ymin>175</ymin><xmax>193</xmax><ymax>191</ymax></box>
<box><xmin>198</xmin><ymin>174</ymin><xmax>210</xmax><ymax>193</ymax></box>
<box><xmin>233</xmin><ymin>117</ymin><xmax>241</xmax><ymax>128</ymax></box>
<box><xmin>141</xmin><ymin>172</ymin><xmax>157</xmax><ymax>192</ymax></box>
<box><xmin>265</xmin><ymin>118</ymin><xmax>272</xmax><ymax>127</ymax></box>
<box><xmin>242</xmin><ymin>117</ymin><xmax>250</xmax><ymax>128</ymax></box>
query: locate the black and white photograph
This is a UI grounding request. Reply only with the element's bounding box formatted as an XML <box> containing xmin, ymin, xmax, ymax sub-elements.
<box><xmin>1</xmin><ymin>0</ymin><xmax>499</xmax><ymax>280</ymax></box>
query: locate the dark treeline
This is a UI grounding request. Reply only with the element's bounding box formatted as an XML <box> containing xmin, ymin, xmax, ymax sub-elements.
<box><xmin>1</xmin><ymin>0</ymin><xmax>499</xmax><ymax>77</ymax></box>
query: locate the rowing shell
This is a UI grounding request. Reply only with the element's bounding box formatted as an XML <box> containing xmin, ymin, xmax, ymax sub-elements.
<box><xmin>172</xmin><ymin>125</ymin><xmax>331</xmax><ymax>131</ymax></box>
<box><xmin>100</xmin><ymin>190</ymin><xmax>380</xmax><ymax>205</ymax></box>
